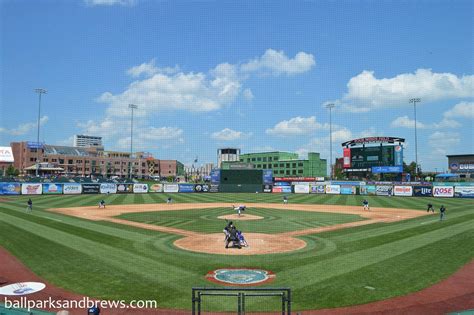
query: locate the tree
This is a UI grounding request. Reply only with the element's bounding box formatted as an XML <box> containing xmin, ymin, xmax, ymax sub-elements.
<box><xmin>6</xmin><ymin>165</ymin><xmax>19</xmax><ymax>177</ymax></box>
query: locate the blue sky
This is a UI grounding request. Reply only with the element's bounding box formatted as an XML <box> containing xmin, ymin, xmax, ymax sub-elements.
<box><xmin>1</xmin><ymin>0</ymin><xmax>473</xmax><ymax>172</ymax></box>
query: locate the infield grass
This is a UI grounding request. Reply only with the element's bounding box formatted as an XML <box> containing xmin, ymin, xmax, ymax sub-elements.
<box><xmin>0</xmin><ymin>193</ymin><xmax>472</xmax><ymax>311</ymax></box>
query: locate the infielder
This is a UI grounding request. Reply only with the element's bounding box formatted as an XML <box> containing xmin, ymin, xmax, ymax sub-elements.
<box><xmin>362</xmin><ymin>199</ymin><xmax>370</xmax><ymax>211</ymax></box>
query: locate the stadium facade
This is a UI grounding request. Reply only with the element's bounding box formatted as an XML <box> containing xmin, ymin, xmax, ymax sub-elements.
<box><xmin>10</xmin><ymin>141</ymin><xmax>184</xmax><ymax>178</ymax></box>
<box><xmin>237</xmin><ymin>151</ymin><xmax>327</xmax><ymax>177</ymax></box>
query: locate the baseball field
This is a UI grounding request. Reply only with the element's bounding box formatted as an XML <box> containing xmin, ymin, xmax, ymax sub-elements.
<box><xmin>0</xmin><ymin>193</ymin><xmax>473</xmax><ymax>313</ymax></box>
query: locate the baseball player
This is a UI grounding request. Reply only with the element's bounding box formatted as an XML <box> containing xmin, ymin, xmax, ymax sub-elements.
<box><xmin>362</xmin><ymin>199</ymin><xmax>370</xmax><ymax>211</ymax></box>
<box><xmin>232</xmin><ymin>204</ymin><xmax>246</xmax><ymax>216</ymax></box>
<box><xmin>283</xmin><ymin>196</ymin><xmax>288</xmax><ymax>204</ymax></box>
<box><xmin>98</xmin><ymin>200</ymin><xmax>105</xmax><ymax>209</ymax></box>
<box><xmin>26</xmin><ymin>198</ymin><xmax>33</xmax><ymax>212</ymax></box>
<box><xmin>237</xmin><ymin>230</ymin><xmax>249</xmax><ymax>247</ymax></box>
<box><xmin>440</xmin><ymin>205</ymin><xmax>446</xmax><ymax>221</ymax></box>
<box><xmin>427</xmin><ymin>203</ymin><xmax>434</xmax><ymax>213</ymax></box>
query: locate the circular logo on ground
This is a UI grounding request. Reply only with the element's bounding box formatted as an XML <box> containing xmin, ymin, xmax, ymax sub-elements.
<box><xmin>0</xmin><ymin>282</ymin><xmax>46</xmax><ymax>296</ymax></box>
<box><xmin>206</xmin><ymin>269</ymin><xmax>275</xmax><ymax>286</ymax></box>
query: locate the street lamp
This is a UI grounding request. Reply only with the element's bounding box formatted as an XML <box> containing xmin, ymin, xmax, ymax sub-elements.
<box><xmin>409</xmin><ymin>98</ymin><xmax>421</xmax><ymax>177</ymax></box>
<box><xmin>129</xmin><ymin>104</ymin><xmax>138</xmax><ymax>179</ymax></box>
<box><xmin>325</xmin><ymin>103</ymin><xmax>335</xmax><ymax>180</ymax></box>
<box><xmin>34</xmin><ymin>88</ymin><xmax>47</xmax><ymax>177</ymax></box>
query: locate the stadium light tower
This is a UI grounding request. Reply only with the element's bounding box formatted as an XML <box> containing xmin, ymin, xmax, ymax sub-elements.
<box><xmin>325</xmin><ymin>103</ymin><xmax>335</xmax><ymax>180</ymax></box>
<box><xmin>409</xmin><ymin>98</ymin><xmax>421</xmax><ymax>177</ymax></box>
<box><xmin>34</xmin><ymin>88</ymin><xmax>47</xmax><ymax>177</ymax></box>
<box><xmin>129</xmin><ymin>104</ymin><xmax>138</xmax><ymax>179</ymax></box>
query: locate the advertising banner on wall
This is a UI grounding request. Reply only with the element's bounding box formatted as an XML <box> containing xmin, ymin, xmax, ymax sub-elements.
<box><xmin>63</xmin><ymin>183</ymin><xmax>82</xmax><ymax>194</ymax></box>
<box><xmin>343</xmin><ymin>148</ymin><xmax>351</xmax><ymax>168</ymax></box>
<box><xmin>194</xmin><ymin>184</ymin><xmax>210</xmax><ymax>192</ymax></box>
<box><xmin>325</xmin><ymin>185</ymin><xmax>341</xmax><ymax>194</ymax></box>
<box><xmin>210</xmin><ymin>184</ymin><xmax>219</xmax><ymax>193</ymax></box>
<box><xmin>454</xmin><ymin>186</ymin><xmax>474</xmax><ymax>198</ymax></box>
<box><xmin>433</xmin><ymin>186</ymin><xmax>454</xmax><ymax>197</ymax></box>
<box><xmin>310</xmin><ymin>185</ymin><xmax>325</xmax><ymax>194</ymax></box>
<box><xmin>394</xmin><ymin>185</ymin><xmax>413</xmax><ymax>196</ymax></box>
<box><xmin>340</xmin><ymin>185</ymin><xmax>356</xmax><ymax>195</ymax></box>
<box><xmin>0</xmin><ymin>147</ymin><xmax>14</xmax><ymax>162</ymax></box>
<box><xmin>0</xmin><ymin>183</ymin><xmax>21</xmax><ymax>195</ymax></box>
<box><xmin>273</xmin><ymin>182</ymin><xmax>291</xmax><ymax>186</ymax></box>
<box><xmin>133</xmin><ymin>183</ymin><xmax>148</xmax><ymax>193</ymax></box>
<box><xmin>116</xmin><ymin>184</ymin><xmax>133</xmax><ymax>194</ymax></box>
<box><xmin>272</xmin><ymin>186</ymin><xmax>292</xmax><ymax>193</ymax></box>
<box><xmin>100</xmin><ymin>183</ymin><xmax>117</xmax><ymax>194</ymax></box>
<box><xmin>262</xmin><ymin>170</ymin><xmax>273</xmax><ymax>185</ymax></box>
<box><xmin>82</xmin><ymin>183</ymin><xmax>100</xmax><ymax>194</ymax></box>
<box><xmin>413</xmin><ymin>186</ymin><xmax>432</xmax><ymax>197</ymax></box>
<box><xmin>372</xmin><ymin>166</ymin><xmax>403</xmax><ymax>173</ymax></box>
<box><xmin>42</xmin><ymin>183</ymin><xmax>63</xmax><ymax>194</ymax></box>
<box><xmin>394</xmin><ymin>145</ymin><xmax>403</xmax><ymax>166</ymax></box>
<box><xmin>294</xmin><ymin>183</ymin><xmax>310</xmax><ymax>194</ymax></box>
<box><xmin>376</xmin><ymin>185</ymin><xmax>393</xmax><ymax>196</ymax></box>
<box><xmin>263</xmin><ymin>184</ymin><xmax>272</xmax><ymax>193</ymax></box>
<box><xmin>179</xmin><ymin>184</ymin><xmax>195</xmax><ymax>193</ymax></box>
<box><xmin>164</xmin><ymin>184</ymin><xmax>179</xmax><ymax>193</ymax></box>
<box><xmin>365</xmin><ymin>185</ymin><xmax>377</xmax><ymax>195</ymax></box>
<box><xmin>148</xmin><ymin>183</ymin><xmax>163</xmax><ymax>193</ymax></box>
<box><xmin>21</xmin><ymin>183</ymin><xmax>42</xmax><ymax>195</ymax></box>
<box><xmin>210</xmin><ymin>169</ymin><xmax>221</xmax><ymax>184</ymax></box>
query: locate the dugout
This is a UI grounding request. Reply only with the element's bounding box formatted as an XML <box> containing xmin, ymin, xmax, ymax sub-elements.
<box><xmin>219</xmin><ymin>169</ymin><xmax>264</xmax><ymax>193</ymax></box>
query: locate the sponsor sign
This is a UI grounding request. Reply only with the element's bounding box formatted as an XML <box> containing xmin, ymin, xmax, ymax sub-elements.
<box><xmin>340</xmin><ymin>185</ymin><xmax>356</xmax><ymax>195</ymax></box>
<box><xmin>330</xmin><ymin>181</ymin><xmax>365</xmax><ymax>186</ymax></box>
<box><xmin>294</xmin><ymin>183</ymin><xmax>310</xmax><ymax>194</ymax></box>
<box><xmin>0</xmin><ymin>146</ymin><xmax>14</xmax><ymax>162</ymax></box>
<box><xmin>325</xmin><ymin>185</ymin><xmax>341</xmax><ymax>194</ymax></box>
<box><xmin>274</xmin><ymin>177</ymin><xmax>319</xmax><ymax>182</ymax></box>
<box><xmin>0</xmin><ymin>282</ymin><xmax>46</xmax><ymax>296</ymax></box>
<box><xmin>413</xmin><ymin>186</ymin><xmax>432</xmax><ymax>197</ymax></box>
<box><xmin>454</xmin><ymin>186</ymin><xmax>474</xmax><ymax>198</ymax></box>
<box><xmin>273</xmin><ymin>182</ymin><xmax>291</xmax><ymax>186</ymax></box>
<box><xmin>26</xmin><ymin>141</ymin><xmax>44</xmax><ymax>149</ymax></box>
<box><xmin>376</xmin><ymin>185</ymin><xmax>393</xmax><ymax>196</ymax></box>
<box><xmin>21</xmin><ymin>183</ymin><xmax>42</xmax><ymax>195</ymax></box>
<box><xmin>164</xmin><ymin>184</ymin><xmax>179</xmax><ymax>193</ymax></box>
<box><xmin>310</xmin><ymin>184</ymin><xmax>325</xmax><ymax>194</ymax></box>
<box><xmin>372</xmin><ymin>166</ymin><xmax>403</xmax><ymax>173</ymax></box>
<box><xmin>179</xmin><ymin>184</ymin><xmax>194</xmax><ymax>193</ymax></box>
<box><xmin>433</xmin><ymin>186</ymin><xmax>454</xmax><ymax>198</ymax></box>
<box><xmin>82</xmin><ymin>183</ymin><xmax>100</xmax><ymax>194</ymax></box>
<box><xmin>210</xmin><ymin>184</ymin><xmax>219</xmax><ymax>193</ymax></box>
<box><xmin>262</xmin><ymin>170</ymin><xmax>273</xmax><ymax>185</ymax></box>
<box><xmin>63</xmin><ymin>183</ymin><xmax>82</xmax><ymax>194</ymax></box>
<box><xmin>116</xmin><ymin>184</ymin><xmax>133</xmax><ymax>193</ymax></box>
<box><xmin>394</xmin><ymin>185</ymin><xmax>413</xmax><ymax>196</ymax></box>
<box><xmin>42</xmin><ymin>183</ymin><xmax>63</xmax><ymax>194</ymax></box>
<box><xmin>394</xmin><ymin>145</ymin><xmax>403</xmax><ymax>166</ymax></box>
<box><xmin>133</xmin><ymin>183</ymin><xmax>148</xmax><ymax>193</ymax></box>
<box><xmin>210</xmin><ymin>169</ymin><xmax>221</xmax><ymax>184</ymax></box>
<box><xmin>263</xmin><ymin>184</ymin><xmax>272</xmax><ymax>193</ymax></box>
<box><xmin>148</xmin><ymin>183</ymin><xmax>163</xmax><ymax>193</ymax></box>
<box><xmin>100</xmin><ymin>183</ymin><xmax>117</xmax><ymax>194</ymax></box>
<box><xmin>449</xmin><ymin>163</ymin><xmax>459</xmax><ymax>171</ymax></box>
<box><xmin>194</xmin><ymin>184</ymin><xmax>210</xmax><ymax>192</ymax></box>
<box><xmin>459</xmin><ymin>163</ymin><xmax>474</xmax><ymax>172</ymax></box>
<box><xmin>272</xmin><ymin>186</ymin><xmax>291</xmax><ymax>193</ymax></box>
<box><xmin>343</xmin><ymin>148</ymin><xmax>351</xmax><ymax>168</ymax></box>
<box><xmin>0</xmin><ymin>183</ymin><xmax>21</xmax><ymax>195</ymax></box>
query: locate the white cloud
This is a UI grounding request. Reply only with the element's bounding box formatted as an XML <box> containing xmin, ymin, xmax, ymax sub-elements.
<box><xmin>390</xmin><ymin>116</ymin><xmax>427</xmax><ymax>129</ymax></box>
<box><xmin>0</xmin><ymin>116</ymin><xmax>49</xmax><ymax>136</ymax></box>
<box><xmin>84</xmin><ymin>0</ymin><xmax>137</xmax><ymax>6</ymax></box>
<box><xmin>77</xmin><ymin>118</ymin><xmax>119</xmax><ymax>138</ymax></box>
<box><xmin>241</xmin><ymin>49</ymin><xmax>315</xmax><ymax>75</ymax></box>
<box><xmin>266</xmin><ymin>116</ymin><xmax>329</xmax><ymax>136</ymax></box>
<box><xmin>243</xmin><ymin>88</ymin><xmax>254</xmax><ymax>102</ymax></box>
<box><xmin>140</xmin><ymin>127</ymin><xmax>183</xmax><ymax>140</ymax></box>
<box><xmin>211</xmin><ymin>128</ymin><xmax>252</xmax><ymax>141</ymax></box>
<box><xmin>333</xmin><ymin>69</ymin><xmax>474</xmax><ymax>112</ymax></box>
<box><xmin>429</xmin><ymin>131</ymin><xmax>460</xmax><ymax>155</ymax></box>
<box><xmin>126</xmin><ymin>59</ymin><xmax>180</xmax><ymax>78</ymax></box>
<box><xmin>444</xmin><ymin>101</ymin><xmax>474</xmax><ymax>119</ymax></box>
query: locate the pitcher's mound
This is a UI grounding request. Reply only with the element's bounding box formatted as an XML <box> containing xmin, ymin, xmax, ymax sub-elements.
<box><xmin>174</xmin><ymin>233</ymin><xmax>306</xmax><ymax>255</ymax></box>
<box><xmin>217</xmin><ymin>214</ymin><xmax>263</xmax><ymax>221</ymax></box>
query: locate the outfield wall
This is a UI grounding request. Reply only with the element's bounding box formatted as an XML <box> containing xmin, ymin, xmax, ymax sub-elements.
<box><xmin>0</xmin><ymin>182</ymin><xmax>473</xmax><ymax>198</ymax></box>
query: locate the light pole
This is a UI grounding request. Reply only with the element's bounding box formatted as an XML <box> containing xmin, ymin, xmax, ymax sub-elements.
<box><xmin>409</xmin><ymin>98</ymin><xmax>421</xmax><ymax>177</ymax></box>
<box><xmin>129</xmin><ymin>104</ymin><xmax>138</xmax><ymax>179</ymax></box>
<box><xmin>34</xmin><ymin>88</ymin><xmax>47</xmax><ymax>177</ymax></box>
<box><xmin>325</xmin><ymin>103</ymin><xmax>335</xmax><ymax>180</ymax></box>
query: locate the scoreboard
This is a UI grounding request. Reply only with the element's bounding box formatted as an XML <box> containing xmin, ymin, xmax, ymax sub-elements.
<box><xmin>344</xmin><ymin>145</ymin><xmax>404</xmax><ymax>169</ymax></box>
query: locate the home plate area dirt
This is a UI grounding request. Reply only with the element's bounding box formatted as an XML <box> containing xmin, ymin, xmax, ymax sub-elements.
<box><xmin>50</xmin><ymin>203</ymin><xmax>427</xmax><ymax>255</ymax></box>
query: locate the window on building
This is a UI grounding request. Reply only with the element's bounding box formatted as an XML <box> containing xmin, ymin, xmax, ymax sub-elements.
<box><xmin>59</xmin><ymin>159</ymin><xmax>64</xmax><ymax>164</ymax></box>
<box><xmin>280</xmin><ymin>163</ymin><xmax>284</xmax><ymax>167</ymax></box>
<box><xmin>292</xmin><ymin>163</ymin><xmax>296</xmax><ymax>168</ymax></box>
<box><xmin>298</xmin><ymin>162</ymin><xmax>303</xmax><ymax>167</ymax></box>
<box><xmin>169</xmin><ymin>170</ymin><xmax>171</xmax><ymax>173</ymax></box>
<box><xmin>142</xmin><ymin>163</ymin><xmax>145</xmax><ymax>167</ymax></box>
<box><xmin>52</xmin><ymin>159</ymin><xmax>57</xmax><ymax>162</ymax></box>
<box><xmin>68</xmin><ymin>159</ymin><xmax>73</xmax><ymax>164</ymax></box>
<box><xmin>85</xmin><ymin>160</ymin><xmax>89</xmax><ymax>163</ymax></box>
<box><xmin>30</xmin><ymin>158</ymin><xmax>35</xmax><ymax>162</ymax></box>
<box><xmin>263</xmin><ymin>164</ymin><xmax>267</xmax><ymax>169</ymax></box>
<box><xmin>292</xmin><ymin>170</ymin><xmax>297</xmax><ymax>175</ymax></box>
<box><xmin>257</xmin><ymin>157</ymin><xmax>261</xmax><ymax>161</ymax></box>
<box><xmin>273</xmin><ymin>163</ymin><xmax>277</xmax><ymax>167</ymax></box>
<box><xmin>239</xmin><ymin>158</ymin><xmax>243</xmax><ymax>162</ymax></box>
<box><xmin>252</xmin><ymin>158</ymin><xmax>256</xmax><ymax>161</ymax></box>
<box><xmin>30</xmin><ymin>148</ymin><xmax>37</xmax><ymax>153</ymax></box>
<box><xmin>298</xmin><ymin>169</ymin><xmax>303</xmax><ymax>174</ymax></box>
<box><xmin>286</xmin><ymin>170</ymin><xmax>290</xmax><ymax>175</ymax></box>
<box><xmin>274</xmin><ymin>156</ymin><xmax>279</xmax><ymax>161</ymax></box>
<box><xmin>263</xmin><ymin>157</ymin><xmax>267</xmax><ymax>162</ymax></box>
<box><xmin>85</xmin><ymin>168</ymin><xmax>89</xmax><ymax>171</ymax></box>
<box><xmin>268</xmin><ymin>157</ymin><xmax>272</xmax><ymax>161</ymax></box>
<box><xmin>43</xmin><ymin>158</ymin><xmax>48</xmax><ymax>162</ymax></box>
<box><xmin>286</xmin><ymin>163</ymin><xmax>290</xmax><ymax>168</ymax></box>
<box><xmin>247</xmin><ymin>158</ymin><xmax>250</xmax><ymax>162</ymax></box>
<box><xmin>76</xmin><ymin>160</ymin><xmax>82</xmax><ymax>163</ymax></box>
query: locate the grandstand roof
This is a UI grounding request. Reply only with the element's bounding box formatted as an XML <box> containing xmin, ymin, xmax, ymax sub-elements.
<box><xmin>44</xmin><ymin>145</ymin><xmax>93</xmax><ymax>157</ymax></box>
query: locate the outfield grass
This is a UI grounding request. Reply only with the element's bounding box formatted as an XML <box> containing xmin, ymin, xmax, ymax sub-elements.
<box><xmin>117</xmin><ymin>207</ymin><xmax>367</xmax><ymax>234</ymax></box>
<box><xmin>0</xmin><ymin>193</ymin><xmax>472</xmax><ymax>311</ymax></box>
